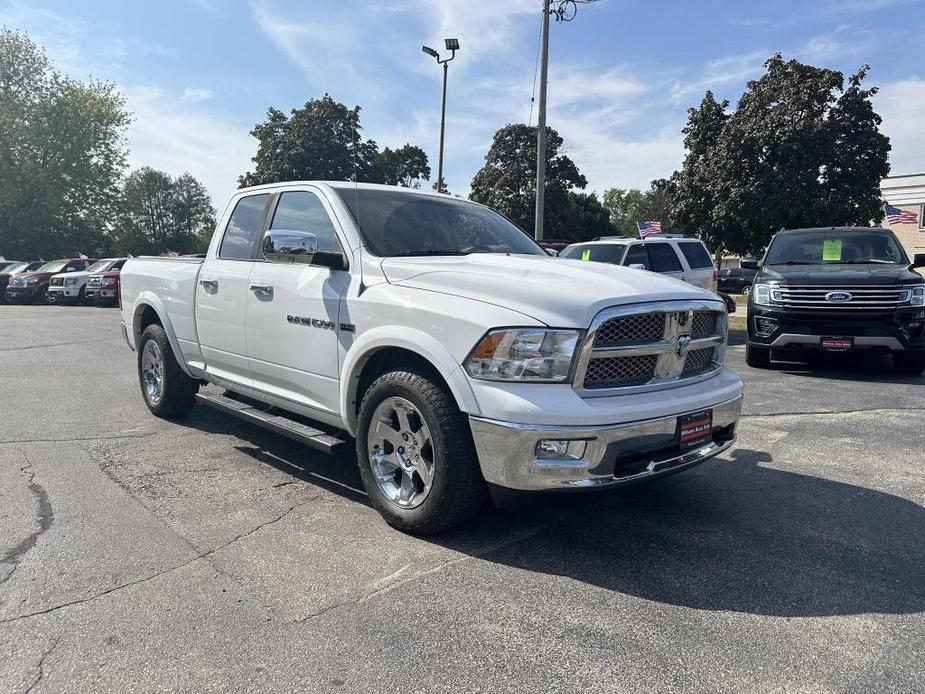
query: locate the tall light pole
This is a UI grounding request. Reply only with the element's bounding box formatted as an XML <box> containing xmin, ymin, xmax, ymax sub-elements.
<box><xmin>423</xmin><ymin>38</ymin><xmax>460</xmax><ymax>194</ymax></box>
<box><xmin>534</xmin><ymin>0</ymin><xmax>599</xmax><ymax>240</ymax></box>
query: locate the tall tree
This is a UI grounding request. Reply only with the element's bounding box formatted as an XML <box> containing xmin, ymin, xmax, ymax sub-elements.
<box><xmin>0</xmin><ymin>29</ymin><xmax>130</xmax><ymax>258</ymax></box>
<box><xmin>602</xmin><ymin>182</ymin><xmax>677</xmax><ymax>237</ymax></box>
<box><xmin>565</xmin><ymin>191</ymin><xmax>616</xmax><ymax>241</ymax></box>
<box><xmin>239</xmin><ymin>95</ymin><xmax>381</xmax><ymax>186</ymax></box>
<box><xmin>374</xmin><ymin>144</ymin><xmax>430</xmax><ymax>188</ymax></box>
<box><xmin>675</xmin><ymin>55</ymin><xmax>890</xmax><ymax>255</ymax></box>
<box><xmin>470</xmin><ymin>124</ymin><xmax>587</xmax><ymax>238</ymax></box>
<box><xmin>113</xmin><ymin>167</ymin><xmax>215</xmax><ymax>255</ymax></box>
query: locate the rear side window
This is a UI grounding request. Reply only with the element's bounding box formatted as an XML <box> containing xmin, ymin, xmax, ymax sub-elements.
<box><xmin>622</xmin><ymin>244</ymin><xmax>651</xmax><ymax>270</ymax></box>
<box><xmin>220</xmin><ymin>194</ymin><xmax>270</xmax><ymax>260</ymax></box>
<box><xmin>647</xmin><ymin>243</ymin><xmax>682</xmax><ymax>272</ymax></box>
<box><xmin>269</xmin><ymin>191</ymin><xmax>342</xmax><ymax>254</ymax></box>
<box><xmin>678</xmin><ymin>242</ymin><xmax>713</xmax><ymax>268</ymax></box>
<box><xmin>561</xmin><ymin>244</ymin><xmax>624</xmax><ymax>263</ymax></box>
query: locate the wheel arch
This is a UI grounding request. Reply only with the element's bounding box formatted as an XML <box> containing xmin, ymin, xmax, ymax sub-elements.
<box><xmin>340</xmin><ymin>330</ymin><xmax>480</xmax><ymax>437</ymax></box>
<box><xmin>131</xmin><ymin>294</ymin><xmax>196</xmax><ymax>379</ymax></box>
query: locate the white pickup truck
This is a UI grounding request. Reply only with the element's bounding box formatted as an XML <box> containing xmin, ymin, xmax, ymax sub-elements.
<box><xmin>120</xmin><ymin>182</ymin><xmax>743</xmax><ymax>533</ymax></box>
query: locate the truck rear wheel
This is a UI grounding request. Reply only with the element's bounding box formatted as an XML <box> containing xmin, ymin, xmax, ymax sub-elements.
<box><xmin>137</xmin><ymin>323</ymin><xmax>198</xmax><ymax>418</ymax></box>
<box><xmin>746</xmin><ymin>342</ymin><xmax>771</xmax><ymax>368</ymax></box>
<box><xmin>356</xmin><ymin>368</ymin><xmax>486</xmax><ymax>534</ymax></box>
<box><xmin>893</xmin><ymin>352</ymin><xmax>925</xmax><ymax>375</ymax></box>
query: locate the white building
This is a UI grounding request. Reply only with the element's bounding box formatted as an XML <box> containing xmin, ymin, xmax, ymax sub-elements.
<box><xmin>881</xmin><ymin>173</ymin><xmax>925</xmax><ymax>260</ymax></box>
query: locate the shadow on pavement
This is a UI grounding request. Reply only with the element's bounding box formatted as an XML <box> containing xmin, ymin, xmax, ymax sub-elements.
<box><xmin>181</xmin><ymin>406</ymin><xmax>925</xmax><ymax>619</ymax></box>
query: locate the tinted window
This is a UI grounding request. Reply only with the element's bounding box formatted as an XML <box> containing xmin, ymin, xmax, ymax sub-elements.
<box><xmin>220</xmin><ymin>194</ymin><xmax>270</xmax><ymax>260</ymax></box>
<box><xmin>269</xmin><ymin>192</ymin><xmax>341</xmax><ymax>254</ymax></box>
<box><xmin>678</xmin><ymin>242</ymin><xmax>713</xmax><ymax>268</ymax></box>
<box><xmin>64</xmin><ymin>261</ymin><xmax>85</xmax><ymax>272</ymax></box>
<box><xmin>623</xmin><ymin>244</ymin><xmax>651</xmax><ymax>270</ymax></box>
<box><xmin>764</xmin><ymin>229</ymin><xmax>908</xmax><ymax>265</ymax></box>
<box><xmin>560</xmin><ymin>244</ymin><xmax>624</xmax><ymax>263</ymax></box>
<box><xmin>333</xmin><ymin>188</ymin><xmax>545</xmax><ymax>257</ymax></box>
<box><xmin>647</xmin><ymin>243</ymin><xmax>682</xmax><ymax>272</ymax></box>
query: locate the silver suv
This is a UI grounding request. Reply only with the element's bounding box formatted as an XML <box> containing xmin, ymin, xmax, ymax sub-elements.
<box><xmin>561</xmin><ymin>236</ymin><xmax>718</xmax><ymax>292</ymax></box>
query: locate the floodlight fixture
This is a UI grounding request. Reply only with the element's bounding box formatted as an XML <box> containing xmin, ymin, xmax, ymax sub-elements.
<box><xmin>422</xmin><ymin>45</ymin><xmax>439</xmax><ymax>58</ymax></box>
<box><xmin>444</xmin><ymin>38</ymin><xmax>460</xmax><ymax>51</ymax></box>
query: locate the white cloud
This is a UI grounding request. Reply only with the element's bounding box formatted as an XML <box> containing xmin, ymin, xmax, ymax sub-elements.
<box><xmin>181</xmin><ymin>87</ymin><xmax>215</xmax><ymax>104</ymax></box>
<box><xmin>124</xmin><ymin>86</ymin><xmax>255</xmax><ymax>211</ymax></box>
<box><xmin>875</xmin><ymin>77</ymin><xmax>925</xmax><ymax>176</ymax></box>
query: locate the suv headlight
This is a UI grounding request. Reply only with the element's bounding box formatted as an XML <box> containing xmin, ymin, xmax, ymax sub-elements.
<box><xmin>909</xmin><ymin>285</ymin><xmax>924</xmax><ymax>307</ymax></box>
<box><xmin>752</xmin><ymin>283</ymin><xmax>773</xmax><ymax>306</ymax></box>
<box><xmin>465</xmin><ymin>328</ymin><xmax>580</xmax><ymax>382</ymax></box>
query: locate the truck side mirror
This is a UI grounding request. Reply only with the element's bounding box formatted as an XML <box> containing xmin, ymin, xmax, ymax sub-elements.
<box><xmin>263</xmin><ymin>230</ymin><xmax>319</xmax><ymax>264</ymax></box>
<box><xmin>739</xmin><ymin>258</ymin><xmax>759</xmax><ymax>270</ymax></box>
<box><xmin>913</xmin><ymin>253</ymin><xmax>925</xmax><ymax>269</ymax></box>
<box><xmin>627</xmin><ymin>263</ymin><xmax>646</xmax><ymax>270</ymax></box>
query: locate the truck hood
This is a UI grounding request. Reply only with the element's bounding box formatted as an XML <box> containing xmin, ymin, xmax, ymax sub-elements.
<box><xmin>760</xmin><ymin>263</ymin><xmax>923</xmax><ymax>286</ymax></box>
<box><xmin>380</xmin><ymin>254</ymin><xmax>718</xmax><ymax>327</ymax></box>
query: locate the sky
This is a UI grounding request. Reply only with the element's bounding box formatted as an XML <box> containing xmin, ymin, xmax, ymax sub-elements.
<box><xmin>2</xmin><ymin>0</ymin><xmax>924</xmax><ymax>211</ymax></box>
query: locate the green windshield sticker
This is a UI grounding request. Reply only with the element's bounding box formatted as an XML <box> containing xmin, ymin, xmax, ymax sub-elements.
<box><xmin>581</xmin><ymin>249</ymin><xmax>591</xmax><ymax>261</ymax></box>
<box><xmin>822</xmin><ymin>239</ymin><xmax>842</xmax><ymax>261</ymax></box>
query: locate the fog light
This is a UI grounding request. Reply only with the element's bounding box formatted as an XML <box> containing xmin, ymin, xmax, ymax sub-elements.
<box><xmin>755</xmin><ymin>317</ymin><xmax>778</xmax><ymax>337</ymax></box>
<box><xmin>536</xmin><ymin>439</ymin><xmax>588</xmax><ymax>461</ymax></box>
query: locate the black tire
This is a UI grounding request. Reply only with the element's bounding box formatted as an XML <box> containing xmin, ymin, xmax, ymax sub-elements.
<box><xmin>356</xmin><ymin>368</ymin><xmax>487</xmax><ymax>534</ymax></box>
<box><xmin>137</xmin><ymin>323</ymin><xmax>199</xmax><ymax>417</ymax></box>
<box><xmin>42</xmin><ymin>287</ymin><xmax>55</xmax><ymax>305</ymax></box>
<box><xmin>893</xmin><ymin>352</ymin><xmax>925</xmax><ymax>375</ymax></box>
<box><xmin>746</xmin><ymin>342</ymin><xmax>771</xmax><ymax>368</ymax></box>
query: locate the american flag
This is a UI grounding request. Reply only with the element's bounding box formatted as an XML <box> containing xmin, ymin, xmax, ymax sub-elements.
<box><xmin>637</xmin><ymin>220</ymin><xmax>662</xmax><ymax>238</ymax></box>
<box><xmin>883</xmin><ymin>202</ymin><xmax>919</xmax><ymax>225</ymax></box>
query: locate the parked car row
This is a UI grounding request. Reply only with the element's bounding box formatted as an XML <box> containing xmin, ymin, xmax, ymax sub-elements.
<box><xmin>1</xmin><ymin>257</ymin><xmax>126</xmax><ymax>306</ymax></box>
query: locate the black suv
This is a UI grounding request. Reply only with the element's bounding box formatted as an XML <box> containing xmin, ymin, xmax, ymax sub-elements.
<box><xmin>745</xmin><ymin>227</ymin><xmax>925</xmax><ymax>374</ymax></box>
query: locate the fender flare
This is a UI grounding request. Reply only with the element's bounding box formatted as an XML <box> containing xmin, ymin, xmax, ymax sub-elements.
<box><xmin>339</xmin><ymin>326</ymin><xmax>481</xmax><ymax>437</ymax></box>
<box><xmin>131</xmin><ymin>292</ymin><xmax>197</xmax><ymax>379</ymax></box>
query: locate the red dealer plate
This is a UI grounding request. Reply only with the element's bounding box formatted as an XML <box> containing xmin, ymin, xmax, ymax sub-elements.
<box><xmin>678</xmin><ymin>410</ymin><xmax>713</xmax><ymax>451</ymax></box>
<box><xmin>821</xmin><ymin>336</ymin><xmax>853</xmax><ymax>351</ymax></box>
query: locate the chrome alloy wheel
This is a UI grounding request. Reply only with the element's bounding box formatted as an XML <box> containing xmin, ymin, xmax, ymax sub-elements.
<box><xmin>367</xmin><ymin>396</ymin><xmax>435</xmax><ymax>509</ymax></box>
<box><xmin>141</xmin><ymin>339</ymin><xmax>165</xmax><ymax>405</ymax></box>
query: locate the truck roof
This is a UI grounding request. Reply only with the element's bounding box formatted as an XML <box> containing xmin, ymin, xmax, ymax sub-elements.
<box><xmin>236</xmin><ymin>180</ymin><xmax>457</xmax><ymax>202</ymax></box>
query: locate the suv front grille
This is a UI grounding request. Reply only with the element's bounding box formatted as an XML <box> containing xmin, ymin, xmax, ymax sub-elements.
<box><xmin>773</xmin><ymin>285</ymin><xmax>910</xmax><ymax>310</ymax></box>
<box><xmin>576</xmin><ymin>302</ymin><xmax>726</xmax><ymax>393</ymax></box>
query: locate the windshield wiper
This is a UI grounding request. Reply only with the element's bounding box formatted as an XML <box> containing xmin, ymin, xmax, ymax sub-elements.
<box><xmin>776</xmin><ymin>260</ymin><xmax>823</xmax><ymax>265</ymax></box>
<box><xmin>835</xmin><ymin>259</ymin><xmax>896</xmax><ymax>264</ymax></box>
<box><xmin>391</xmin><ymin>250</ymin><xmax>470</xmax><ymax>257</ymax></box>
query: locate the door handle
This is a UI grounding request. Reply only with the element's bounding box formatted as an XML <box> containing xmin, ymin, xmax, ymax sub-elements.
<box><xmin>199</xmin><ymin>278</ymin><xmax>218</xmax><ymax>291</ymax></box>
<box><xmin>249</xmin><ymin>283</ymin><xmax>274</xmax><ymax>299</ymax></box>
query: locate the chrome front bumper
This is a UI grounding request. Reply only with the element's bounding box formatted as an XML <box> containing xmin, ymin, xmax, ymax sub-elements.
<box><xmin>469</xmin><ymin>395</ymin><xmax>742</xmax><ymax>491</ymax></box>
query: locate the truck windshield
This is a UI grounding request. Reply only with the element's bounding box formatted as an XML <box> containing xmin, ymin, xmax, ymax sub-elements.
<box><xmin>35</xmin><ymin>260</ymin><xmax>69</xmax><ymax>273</ymax></box>
<box><xmin>334</xmin><ymin>188</ymin><xmax>547</xmax><ymax>258</ymax></box>
<box><xmin>764</xmin><ymin>229</ymin><xmax>908</xmax><ymax>266</ymax></box>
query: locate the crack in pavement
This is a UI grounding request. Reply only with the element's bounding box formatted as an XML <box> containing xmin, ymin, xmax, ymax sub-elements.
<box><xmin>0</xmin><ymin>432</ymin><xmax>158</xmax><ymax>445</ymax></box>
<box><xmin>0</xmin><ymin>452</ymin><xmax>54</xmax><ymax>589</ymax></box>
<box><xmin>740</xmin><ymin>406</ymin><xmax>925</xmax><ymax>419</ymax></box>
<box><xmin>23</xmin><ymin>637</ymin><xmax>60</xmax><ymax>693</ymax></box>
<box><xmin>0</xmin><ymin>337</ymin><xmax>119</xmax><ymax>353</ymax></box>
<box><xmin>0</xmin><ymin>495</ymin><xmax>323</xmax><ymax>625</ymax></box>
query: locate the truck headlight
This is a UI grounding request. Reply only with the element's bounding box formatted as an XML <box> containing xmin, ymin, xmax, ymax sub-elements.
<box><xmin>102</xmin><ymin>277</ymin><xmax>116</xmax><ymax>286</ymax></box>
<box><xmin>65</xmin><ymin>277</ymin><xmax>79</xmax><ymax>286</ymax></box>
<box><xmin>25</xmin><ymin>278</ymin><xmax>38</xmax><ymax>285</ymax></box>
<box><xmin>910</xmin><ymin>286</ymin><xmax>924</xmax><ymax>307</ymax></box>
<box><xmin>752</xmin><ymin>283</ymin><xmax>772</xmax><ymax>306</ymax></box>
<box><xmin>465</xmin><ymin>329</ymin><xmax>580</xmax><ymax>382</ymax></box>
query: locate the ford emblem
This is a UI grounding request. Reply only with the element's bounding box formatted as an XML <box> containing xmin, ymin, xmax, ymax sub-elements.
<box><xmin>825</xmin><ymin>291</ymin><xmax>853</xmax><ymax>303</ymax></box>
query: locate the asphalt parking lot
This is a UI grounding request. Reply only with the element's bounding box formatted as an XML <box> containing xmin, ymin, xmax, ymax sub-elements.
<box><xmin>1</xmin><ymin>304</ymin><xmax>923</xmax><ymax>693</ymax></box>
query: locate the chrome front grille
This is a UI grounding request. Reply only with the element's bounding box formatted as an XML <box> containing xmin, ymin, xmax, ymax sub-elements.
<box><xmin>575</xmin><ymin>301</ymin><xmax>727</xmax><ymax>394</ymax></box>
<box><xmin>772</xmin><ymin>285</ymin><xmax>910</xmax><ymax>309</ymax></box>
<box><xmin>49</xmin><ymin>277</ymin><xmax>64</xmax><ymax>287</ymax></box>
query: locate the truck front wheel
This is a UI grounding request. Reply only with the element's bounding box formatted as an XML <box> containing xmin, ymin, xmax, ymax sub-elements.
<box><xmin>356</xmin><ymin>368</ymin><xmax>486</xmax><ymax>534</ymax></box>
<box><xmin>137</xmin><ymin>323</ymin><xmax>199</xmax><ymax>417</ymax></box>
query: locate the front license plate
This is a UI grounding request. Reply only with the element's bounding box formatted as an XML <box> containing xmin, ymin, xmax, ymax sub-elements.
<box><xmin>678</xmin><ymin>410</ymin><xmax>713</xmax><ymax>450</ymax></box>
<box><xmin>821</xmin><ymin>336</ymin><xmax>853</xmax><ymax>351</ymax></box>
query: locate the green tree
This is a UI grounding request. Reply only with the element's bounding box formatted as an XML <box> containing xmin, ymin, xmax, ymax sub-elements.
<box><xmin>0</xmin><ymin>29</ymin><xmax>130</xmax><ymax>258</ymax></box>
<box><xmin>565</xmin><ymin>191</ymin><xmax>615</xmax><ymax>241</ymax></box>
<box><xmin>602</xmin><ymin>182</ymin><xmax>676</xmax><ymax>237</ymax></box>
<box><xmin>674</xmin><ymin>55</ymin><xmax>890</xmax><ymax>255</ymax></box>
<box><xmin>239</xmin><ymin>95</ymin><xmax>381</xmax><ymax>186</ymax></box>
<box><xmin>470</xmin><ymin>123</ymin><xmax>587</xmax><ymax>238</ymax></box>
<box><xmin>374</xmin><ymin>144</ymin><xmax>430</xmax><ymax>188</ymax></box>
<box><xmin>113</xmin><ymin>167</ymin><xmax>215</xmax><ymax>255</ymax></box>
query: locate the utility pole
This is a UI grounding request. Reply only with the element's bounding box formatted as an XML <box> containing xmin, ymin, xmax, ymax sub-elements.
<box><xmin>423</xmin><ymin>39</ymin><xmax>460</xmax><ymax>193</ymax></box>
<box><xmin>534</xmin><ymin>0</ymin><xmax>551</xmax><ymax>240</ymax></box>
<box><xmin>533</xmin><ymin>0</ymin><xmax>598</xmax><ymax>240</ymax></box>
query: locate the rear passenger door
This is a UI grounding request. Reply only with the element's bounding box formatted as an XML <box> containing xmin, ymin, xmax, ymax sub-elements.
<box><xmin>621</xmin><ymin>243</ymin><xmax>652</xmax><ymax>270</ymax></box>
<box><xmin>677</xmin><ymin>241</ymin><xmax>716</xmax><ymax>291</ymax></box>
<box><xmin>196</xmin><ymin>192</ymin><xmax>271</xmax><ymax>385</ymax></box>
<box><xmin>646</xmin><ymin>243</ymin><xmax>685</xmax><ymax>282</ymax></box>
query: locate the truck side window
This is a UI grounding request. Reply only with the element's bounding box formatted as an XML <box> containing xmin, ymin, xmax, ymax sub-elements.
<box><xmin>623</xmin><ymin>244</ymin><xmax>651</xmax><ymax>270</ymax></box>
<box><xmin>647</xmin><ymin>243</ymin><xmax>682</xmax><ymax>272</ymax></box>
<box><xmin>269</xmin><ymin>191</ymin><xmax>341</xmax><ymax>254</ymax></box>
<box><xmin>220</xmin><ymin>194</ymin><xmax>270</xmax><ymax>260</ymax></box>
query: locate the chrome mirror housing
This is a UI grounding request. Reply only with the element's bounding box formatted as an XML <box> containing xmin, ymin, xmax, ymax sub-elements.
<box><xmin>263</xmin><ymin>230</ymin><xmax>319</xmax><ymax>264</ymax></box>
